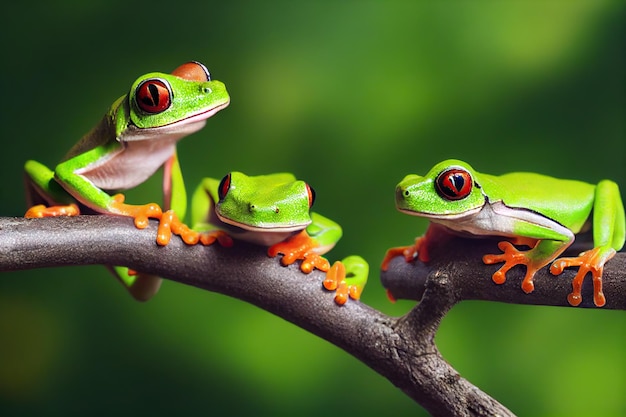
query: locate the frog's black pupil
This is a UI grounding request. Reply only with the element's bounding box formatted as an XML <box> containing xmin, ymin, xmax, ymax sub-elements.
<box><xmin>449</xmin><ymin>174</ymin><xmax>465</xmax><ymax>194</ymax></box>
<box><xmin>147</xmin><ymin>83</ymin><xmax>160</xmax><ymax>106</ymax></box>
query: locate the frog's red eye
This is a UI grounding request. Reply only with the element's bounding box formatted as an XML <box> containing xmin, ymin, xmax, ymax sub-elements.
<box><xmin>306</xmin><ymin>184</ymin><xmax>316</xmax><ymax>208</ymax></box>
<box><xmin>436</xmin><ymin>168</ymin><xmax>473</xmax><ymax>200</ymax></box>
<box><xmin>171</xmin><ymin>61</ymin><xmax>211</xmax><ymax>82</ymax></box>
<box><xmin>136</xmin><ymin>79</ymin><xmax>172</xmax><ymax>114</ymax></box>
<box><xmin>218</xmin><ymin>173</ymin><xmax>232</xmax><ymax>201</ymax></box>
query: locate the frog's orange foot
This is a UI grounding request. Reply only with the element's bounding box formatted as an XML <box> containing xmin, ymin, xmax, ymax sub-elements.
<box><xmin>156</xmin><ymin>210</ymin><xmax>176</xmax><ymax>245</ymax></box>
<box><xmin>381</xmin><ymin>236</ymin><xmax>428</xmax><ymax>271</ymax></box>
<box><xmin>268</xmin><ymin>231</ymin><xmax>329</xmax><ymax>273</ymax></box>
<box><xmin>268</xmin><ymin>246</ymin><xmax>330</xmax><ymax>273</ymax></box>
<box><xmin>550</xmin><ymin>247</ymin><xmax>614</xmax><ymax>307</ymax></box>
<box><xmin>111</xmin><ymin>193</ymin><xmax>125</xmax><ymax>203</ymax></box>
<box><xmin>381</xmin><ymin>246</ymin><xmax>413</xmax><ymax>271</ymax></box>
<box><xmin>25</xmin><ymin>203</ymin><xmax>80</xmax><ymax>218</ymax></box>
<box><xmin>299</xmin><ymin>253</ymin><xmax>330</xmax><ymax>274</ymax></box>
<box><xmin>157</xmin><ymin>210</ymin><xmax>208</xmax><ymax>246</ymax></box>
<box><xmin>110</xmin><ymin>195</ymin><xmax>163</xmax><ymax>229</ymax></box>
<box><xmin>323</xmin><ymin>261</ymin><xmax>364</xmax><ymax>305</ymax></box>
<box><xmin>133</xmin><ymin>203</ymin><xmax>163</xmax><ymax>229</ymax></box>
<box><xmin>483</xmin><ymin>241</ymin><xmax>523</xmax><ymax>284</ymax></box>
<box><xmin>199</xmin><ymin>230</ymin><xmax>234</xmax><ymax>247</ymax></box>
<box><xmin>483</xmin><ymin>241</ymin><xmax>539</xmax><ymax>294</ymax></box>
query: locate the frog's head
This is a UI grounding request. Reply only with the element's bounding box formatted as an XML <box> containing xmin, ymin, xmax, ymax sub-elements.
<box><xmin>215</xmin><ymin>172</ymin><xmax>315</xmax><ymax>232</ymax></box>
<box><xmin>396</xmin><ymin>159</ymin><xmax>486</xmax><ymax>219</ymax></box>
<box><xmin>115</xmin><ymin>61</ymin><xmax>230</xmax><ymax>141</ymax></box>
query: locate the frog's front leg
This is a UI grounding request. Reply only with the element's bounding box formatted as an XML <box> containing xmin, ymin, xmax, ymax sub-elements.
<box><xmin>381</xmin><ymin>223</ymin><xmax>450</xmax><ymax>271</ymax></box>
<box><xmin>25</xmin><ymin>159</ymin><xmax>165</xmax><ymax>230</ymax></box>
<box><xmin>24</xmin><ymin>160</ymin><xmax>81</xmax><ymax>217</ymax></box>
<box><xmin>323</xmin><ymin>255</ymin><xmax>369</xmax><ymax>305</ymax></box>
<box><xmin>550</xmin><ymin>180</ymin><xmax>625</xmax><ymax>307</ymax></box>
<box><xmin>53</xmin><ymin>160</ymin><xmax>197</xmax><ymax>246</ymax></box>
<box><xmin>110</xmin><ymin>196</ymin><xmax>207</xmax><ymax>246</ymax></box>
<box><xmin>267</xmin><ymin>230</ymin><xmax>331</xmax><ymax>273</ymax></box>
<box><xmin>380</xmin><ymin>237</ymin><xmax>424</xmax><ymax>272</ymax></box>
<box><xmin>107</xmin><ymin>193</ymin><xmax>163</xmax><ymax>229</ymax></box>
<box><xmin>483</xmin><ymin>238</ymin><xmax>572</xmax><ymax>294</ymax></box>
<box><xmin>268</xmin><ymin>212</ymin><xmax>341</xmax><ymax>274</ymax></box>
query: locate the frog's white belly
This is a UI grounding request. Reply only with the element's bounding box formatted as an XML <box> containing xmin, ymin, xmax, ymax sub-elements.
<box><xmin>76</xmin><ymin>139</ymin><xmax>177</xmax><ymax>191</ymax></box>
<box><xmin>429</xmin><ymin>200</ymin><xmax>575</xmax><ymax>242</ymax></box>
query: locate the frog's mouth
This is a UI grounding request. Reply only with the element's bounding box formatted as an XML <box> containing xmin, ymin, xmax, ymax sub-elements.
<box><xmin>216</xmin><ymin>212</ymin><xmax>312</xmax><ymax>247</ymax></box>
<box><xmin>216</xmin><ymin>212</ymin><xmax>311</xmax><ymax>233</ymax></box>
<box><xmin>121</xmin><ymin>100</ymin><xmax>230</xmax><ymax>142</ymax></box>
<box><xmin>168</xmin><ymin>100</ymin><xmax>231</xmax><ymax>128</ymax></box>
<box><xmin>397</xmin><ymin>205</ymin><xmax>482</xmax><ymax>220</ymax></box>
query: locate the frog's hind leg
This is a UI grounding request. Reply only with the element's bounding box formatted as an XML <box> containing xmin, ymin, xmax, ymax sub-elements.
<box><xmin>550</xmin><ymin>180</ymin><xmax>625</xmax><ymax>307</ymax></box>
<box><xmin>109</xmin><ymin>266</ymin><xmax>162</xmax><ymax>302</ymax></box>
<box><xmin>323</xmin><ymin>255</ymin><xmax>369</xmax><ymax>305</ymax></box>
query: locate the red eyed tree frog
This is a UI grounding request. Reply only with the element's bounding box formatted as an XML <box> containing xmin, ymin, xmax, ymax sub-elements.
<box><xmin>382</xmin><ymin>159</ymin><xmax>625</xmax><ymax>307</ymax></box>
<box><xmin>191</xmin><ymin>172</ymin><xmax>368</xmax><ymax>305</ymax></box>
<box><xmin>24</xmin><ymin>61</ymin><xmax>230</xmax><ymax>300</ymax></box>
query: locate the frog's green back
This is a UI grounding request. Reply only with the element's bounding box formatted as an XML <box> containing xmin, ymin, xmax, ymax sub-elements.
<box><xmin>478</xmin><ymin>171</ymin><xmax>596</xmax><ymax>232</ymax></box>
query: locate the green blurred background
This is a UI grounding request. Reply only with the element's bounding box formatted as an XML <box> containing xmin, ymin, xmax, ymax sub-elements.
<box><xmin>0</xmin><ymin>1</ymin><xmax>624</xmax><ymax>416</ymax></box>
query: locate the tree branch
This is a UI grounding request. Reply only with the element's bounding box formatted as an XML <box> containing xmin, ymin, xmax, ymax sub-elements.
<box><xmin>381</xmin><ymin>235</ymin><xmax>626</xmax><ymax>310</ymax></box>
<box><xmin>4</xmin><ymin>216</ymin><xmax>624</xmax><ymax>415</ymax></box>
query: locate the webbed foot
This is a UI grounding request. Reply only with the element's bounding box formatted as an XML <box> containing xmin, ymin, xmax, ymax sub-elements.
<box><xmin>323</xmin><ymin>256</ymin><xmax>368</xmax><ymax>305</ymax></box>
<box><xmin>25</xmin><ymin>203</ymin><xmax>80</xmax><ymax>218</ymax></box>
<box><xmin>198</xmin><ymin>229</ymin><xmax>234</xmax><ymax>247</ymax></box>
<box><xmin>268</xmin><ymin>230</ymin><xmax>330</xmax><ymax>273</ymax></box>
<box><xmin>110</xmin><ymin>195</ymin><xmax>207</xmax><ymax>247</ymax></box>
<box><xmin>110</xmin><ymin>193</ymin><xmax>163</xmax><ymax>230</ymax></box>
<box><xmin>550</xmin><ymin>246</ymin><xmax>615</xmax><ymax>307</ymax></box>
<box><xmin>381</xmin><ymin>236</ymin><xmax>427</xmax><ymax>271</ymax></box>
<box><xmin>483</xmin><ymin>241</ymin><xmax>545</xmax><ymax>294</ymax></box>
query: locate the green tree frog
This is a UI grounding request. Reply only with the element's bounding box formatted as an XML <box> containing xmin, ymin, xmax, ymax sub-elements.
<box><xmin>191</xmin><ymin>172</ymin><xmax>368</xmax><ymax>305</ymax></box>
<box><xmin>24</xmin><ymin>61</ymin><xmax>230</xmax><ymax>300</ymax></box>
<box><xmin>382</xmin><ymin>159</ymin><xmax>625</xmax><ymax>307</ymax></box>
